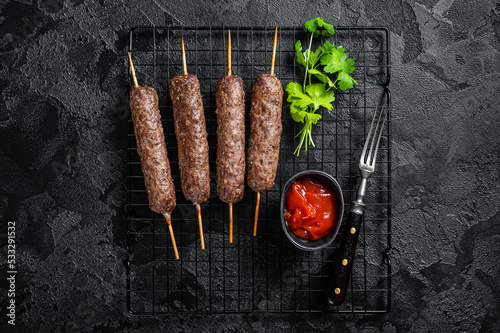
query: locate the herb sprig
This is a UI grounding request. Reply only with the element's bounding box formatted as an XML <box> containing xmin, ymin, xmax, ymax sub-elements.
<box><xmin>286</xmin><ymin>17</ymin><xmax>357</xmax><ymax>156</ymax></box>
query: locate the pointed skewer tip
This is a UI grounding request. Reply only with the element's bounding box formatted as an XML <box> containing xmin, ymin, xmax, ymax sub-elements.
<box><xmin>181</xmin><ymin>39</ymin><xmax>188</xmax><ymax>75</ymax></box>
<box><xmin>228</xmin><ymin>30</ymin><xmax>232</xmax><ymax>76</ymax></box>
<box><xmin>229</xmin><ymin>203</ymin><xmax>233</xmax><ymax>243</ymax></box>
<box><xmin>196</xmin><ymin>204</ymin><xmax>205</xmax><ymax>250</ymax></box>
<box><xmin>253</xmin><ymin>192</ymin><xmax>261</xmax><ymax>236</ymax></box>
<box><xmin>128</xmin><ymin>52</ymin><xmax>139</xmax><ymax>88</ymax></box>
<box><xmin>164</xmin><ymin>213</ymin><xmax>179</xmax><ymax>260</ymax></box>
<box><xmin>270</xmin><ymin>26</ymin><xmax>278</xmax><ymax>75</ymax></box>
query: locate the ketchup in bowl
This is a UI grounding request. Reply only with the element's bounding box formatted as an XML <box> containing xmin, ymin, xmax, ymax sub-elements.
<box><xmin>284</xmin><ymin>178</ymin><xmax>337</xmax><ymax>241</ymax></box>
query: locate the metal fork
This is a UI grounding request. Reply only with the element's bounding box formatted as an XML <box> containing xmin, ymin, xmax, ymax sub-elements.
<box><xmin>327</xmin><ymin>105</ymin><xmax>388</xmax><ymax>306</ymax></box>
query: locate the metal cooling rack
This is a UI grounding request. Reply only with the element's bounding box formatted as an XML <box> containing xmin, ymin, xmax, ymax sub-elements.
<box><xmin>126</xmin><ymin>26</ymin><xmax>391</xmax><ymax>315</ymax></box>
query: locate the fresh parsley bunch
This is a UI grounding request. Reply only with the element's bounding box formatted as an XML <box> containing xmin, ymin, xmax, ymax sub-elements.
<box><xmin>287</xmin><ymin>17</ymin><xmax>357</xmax><ymax>156</ymax></box>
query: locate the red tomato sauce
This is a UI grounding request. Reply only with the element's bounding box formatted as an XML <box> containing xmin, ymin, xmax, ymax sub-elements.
<box><xmin>284</xmin><ymin>178</ymin><xmax>337</xmax><ymax>241</ymax></box>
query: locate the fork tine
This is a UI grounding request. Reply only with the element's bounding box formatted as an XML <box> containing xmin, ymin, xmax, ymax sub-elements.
<box><xmin>366</xmin><ymin>105</ymin><xmax>385</xmax><ymax>165</ymax></box>
<box><xmin>370</xmin><ymin>106</ymin><xmax>388</xmax><ymax>167</ymax></box>
<box><xmin>360</xmin><ymin>105</ymin><xmax>378</xmax><ymax>165</ymax></box>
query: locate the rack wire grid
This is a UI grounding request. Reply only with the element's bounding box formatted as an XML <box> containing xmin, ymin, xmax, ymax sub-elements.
<box><xmin>127</xmin><ymin>26</ymin><xmax>391</xmax><ymax>315</ymax></box>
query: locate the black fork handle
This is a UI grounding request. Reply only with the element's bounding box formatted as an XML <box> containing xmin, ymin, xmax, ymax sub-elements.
<box><xmin>327</xmin><ymin>211</ymin><xmax>363</xmax><ymax>306</ymax></box>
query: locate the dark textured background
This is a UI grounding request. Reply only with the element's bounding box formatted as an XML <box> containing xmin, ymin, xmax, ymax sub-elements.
<box><xmin>0</xmin><ymin>0</ymin><xmax>499</xmax><ymax>332</ymax></box>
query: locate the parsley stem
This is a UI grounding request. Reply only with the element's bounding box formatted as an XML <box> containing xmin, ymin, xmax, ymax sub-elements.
<box><xmin>309</xmin><ymin>123</ymin><xmax>315</xmax><ymax>147</ymax></box>
<box><xmin>302</xmin><ymin>33</ymin><xmax>315</xmax><ymax>92</ymax></box>
<box><xmin>294</xmin><ymin>115</ymin><xmax>318</xmax><ymax>156</ymax></box>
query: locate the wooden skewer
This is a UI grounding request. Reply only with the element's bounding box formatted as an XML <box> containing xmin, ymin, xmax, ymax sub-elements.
<box><xmin>164</xmin><ymin>213</ymin><xmax>179</xmax><ymax>260</ymax></box>
<box><xmin>128</xmin><ymin>52</ymin><xmax>139</xmax><ymax>88</ymax></box>
<box><xmin>228</xmin><ymin>30</ymin><xmax>232</xmax><ymax>76</ymax></box>
<box><xmin>253</xmin><ymin>28</ymin><xmax>277</xmax><ymax>237</ymax></box>
<box><xmin>229</xmin><ymin>203</ymin><xmax>233</xmax><ymax>243</ymax></box>
<box><xmin>196</xmin><ymin>204</ymin><xmax>205</xmax><ymax>250</ymax></box>
<box><xmin>253</xmin><ymin>192</ymin><xmax>260</xmax><ymax>237</ymax></box>
<box><xmin>227</xmin><ymin>29</ymin><xmax>234</xmax><ymax>243</ymax></box>
<box><xmin>182</xmin><ymin>39</ymin><xmax>188</xmax><ymax>75</ymax></box>
<box><xmin>181</xmin><ymin>40</ymin><xmax>205</xmax><ymax>250</ymax></box>
<box><xmin>270</xmin><ymin>26</ymin><xmax>278</xmax><ymax>75</ymax></box>
<box><xmin>129</xmin><ymin>53</ymin><xmax>179</xmax><ymax>259</ymax></box>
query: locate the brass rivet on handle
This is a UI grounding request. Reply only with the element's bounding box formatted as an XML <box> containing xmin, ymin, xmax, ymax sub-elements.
<box><xmin>334</xmin><ymin>288</ymin><xmax>341</xmax><ymax>294</ymax></box>
<box><xmin>342</xmin><ymin>259</ymin><xmax>348</xmax><ymax>266</ymax></box>
<box><xmin>350</xmin><ymin>227</ymin><xmax>356</xmax><ymax>234</ymax></box>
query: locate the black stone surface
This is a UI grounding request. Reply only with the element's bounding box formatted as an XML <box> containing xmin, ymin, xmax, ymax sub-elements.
<box><xmin>1</xmin><ymin>0</ymin><xmax>499</xmax><ymax>332</ymax></box>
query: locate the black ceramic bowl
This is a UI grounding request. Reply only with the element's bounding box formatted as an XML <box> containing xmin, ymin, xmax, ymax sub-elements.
<box><xmin>280</xmin><ymin>170</ymin><xmax>344</xmax><ymax>251</ymax></box>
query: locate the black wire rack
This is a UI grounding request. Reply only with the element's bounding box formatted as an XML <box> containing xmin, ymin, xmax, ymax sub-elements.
<box><xmin>126</xmin><ymin>26</ymin><xmax>391</xmax><ymax>315</ymax></box>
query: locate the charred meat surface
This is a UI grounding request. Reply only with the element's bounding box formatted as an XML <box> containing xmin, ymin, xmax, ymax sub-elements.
<box><xmin>169</xmin><ymin>74</ymin><xmax>211</xmax><ymax>204</ymax></box>
<box><xmin>247</xmin><ymin>74</ymin><xmax>284</xmax><ymax>193</ymax></box>
<box><xmin>216</xmin><ymin>75</ymin><xmax>246</xmax><ymax>204</ymax></box>
<box><xmin>129</xmin><ymin>86</ymin><xmax>176</xmax><ymax>214</ymax></box>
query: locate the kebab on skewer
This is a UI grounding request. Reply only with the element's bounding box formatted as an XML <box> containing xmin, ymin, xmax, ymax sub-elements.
<box><xmin>247</xmin><ymin>27</ymin><xmax>283</xmax><ymax>236</ymax></box>
<box><xmin>128</xmin><ymin>52</ymin><xmax>179</xmax><ymax>259</ymax></box>
<box><xmin>168</xmin><ymin>40</ymin><xmax>210</xmax><ymax>250</ymax></box>
<box><xmin>215</xmin><ymin>30</ymin><xmax>246</xmax><ymax>243</ymax></box>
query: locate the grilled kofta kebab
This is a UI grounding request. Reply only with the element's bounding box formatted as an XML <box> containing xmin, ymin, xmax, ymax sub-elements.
<box><xmin>128</xmin><ymin>52</ymin><xmax>179</xmax><ymax>259</ymax></box>
<box><xmin>169</xmin><ymin>40</ymin><xmax>210</xmax><ymax>250</ymax></box>
<box><xmin>216</xmin><ymin>30</ymin><xmax>245</xmax><ymax>243</ymax></box>
<box><xmin>247</xmin><ymin>27</ymin><xmax>284</xmax><ymax>236</ymax></box>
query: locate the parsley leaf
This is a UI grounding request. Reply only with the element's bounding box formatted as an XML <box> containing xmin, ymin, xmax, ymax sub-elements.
<box><xmin>295</xmin><ymin>40</ymin><xmax>306</xmax><ymax>67</ymax></box>
<box><xmin>303</xmin><ymin>17</ymin><xmax>335</xmax><ymax>37</ymax></box>
<box><xmin>305</xmin><ymin>83</ymin><xmax>324</xmax><ymax>101</ymax></box>
<box><xmin>286</xmin><ymin>82</ymin><xmax>313</xmax><ymax>119</ymax></box>
<box><xmin>290</xmin><ymin>109</ymin><xmax>322</xmax><ymax>125</ymax></box>
<box><xmin>296</xmin><ymin>40</ymin><xmax>322</xmax><ymax>69</ymax></box>
<box><xmin>308</xmin><ymin>68</ymin><xmax>335</xmax><ymax>88</ymax></box>
<box><xmin>286</xmin><ymin>83</ymin><xmax>327</xmax><ymax>125</ymax></box>
<box><xmin>304</xmin><ymin>84</ymin><xmax>335</xmax><ymax>111</ymax></box>
<box><xmin>337</xmin><ymin>71</ymin><xmax>358</xmax><ymax>90</ymax></box>
<box><xmin>286</xmin><ymin>83</ymin><xmax>312</xmax><ymax>107</ymax></box>
<box><xmin>286</xmin><ymin>81</ymin><xmax>304</xmax><ymax>97</ymax></box>
<box><xmin>306</xmin><ymin>112</ymin><xmax>322</xmax><ymax>125</ymax></box>
<box><xmin>291</xmin><ymin>109</ymin><xmax>307</xmax><ymax>123</ymax></box>
<box><xmin>305</xmin><ymin>47</ymin><xmax>322</xmax><ymax>68</ymax></box>
<box><xmin>320</xmin><ymin>40</ymin><xmax>335</xmax><ymax>54</ymax></box>
<box><xmin>321</xmin><ymin>45</ymin><xmax>358</xmax><ymax>90</ymax></box>
<box><xmin>319</xmin><ymin>90</ymin><xmax>335</xmax><ymax>110</ymax></box>
<box><xmin>321</xmin><ymin>47</ymin><xmax>346</xmax><ymax>73</ymax></box>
